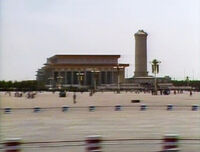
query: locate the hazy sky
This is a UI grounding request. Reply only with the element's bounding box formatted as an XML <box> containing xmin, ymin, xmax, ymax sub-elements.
<box><xmin>0</xmin><ymin>0</ymin><xmax>200</xmax><ymax>81</ymax></box>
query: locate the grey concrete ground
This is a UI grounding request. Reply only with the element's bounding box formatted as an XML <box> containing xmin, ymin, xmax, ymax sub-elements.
<box><xmin>0</xmin><ymin>91</ymin><xmax>200</xmax><ymax>151</ymax></box>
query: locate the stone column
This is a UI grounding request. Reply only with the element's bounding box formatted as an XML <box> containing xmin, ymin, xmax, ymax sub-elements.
<box><xmin>71</xmin><ymin>70</ymin><xmax>74</xmax><ymax>85</ymax></box>
<box><xmin>98</xmin><ymin>70</ymin><xmax>101</xmax><ymax>85</ymax></box>
<box><xmin>112</xmin><ymin>70</ymin><xmax>114</xmax><ymax>84</ymax></box>
<box><xmin>84</xmin><ymin>71</ymin><xmax>87</xmax><ymax>86</ymax></box>
<box><xmin>119</xmin><ymin>69</ymin><xmax>125</xmax><ymax>83</ymax></box>
<box><xmin>104</xmin><ymin>71</ymin><xmax>106</xmax><ymax>84</ymax></box>
<box><xmin>64</xmin><ymin>71</ymin><xmax>67</xmax><ymax>84</ymax></box>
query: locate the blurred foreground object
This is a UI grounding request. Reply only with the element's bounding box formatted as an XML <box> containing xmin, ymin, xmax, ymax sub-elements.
<box><xmin>86</xmin><ymin>135</ymin><xmax>102</xmax><ymax>152</ymax></box>
<box><xmin>162</xmin><ymin>134</ymin><xmax>179</xmax><ymax>152</ymax></box>
<box><xmin>4</xmin><ymin>138</ymin><xmax>21</xmax><ymax>152</ymax></box>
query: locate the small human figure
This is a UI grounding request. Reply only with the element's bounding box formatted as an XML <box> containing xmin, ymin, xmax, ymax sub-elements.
<box><xmin>160</xmin><ymin>90</ymin><xmax>163</xmax><ymax>95</ymax></box>
<box><xmin>27</xmin><ymin>92</ymin><xmax>30</xmax><ymax>99</ymax></box>
<box><xmin>89</xmin><ymin>90</ymin><xmax>93</xmax><ymax>96</ymax></box>
<box><xmin>190</xmin><ymin>90</ymin><xmax>192</xmax><ymax>96</ymax></box>
<box><xmin>73</xmin><ymin>92</ymin><xmax>77</xmax><ymax>104</ymax></box>
<box><xmin>174</xmin><ymin>90</ymin><xmax>176</xmax><ymax>95</ymax></box>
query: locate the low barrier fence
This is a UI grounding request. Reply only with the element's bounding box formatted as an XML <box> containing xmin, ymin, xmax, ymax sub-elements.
<box><xmin>1</xmin><ymin>136</ymin><xmax>200</xmax><ymax>152</ymax></box>
<box><xmin>1</xmin><ymin>104</ymin><xmax>199</xmax><ymax>113</ymax></box>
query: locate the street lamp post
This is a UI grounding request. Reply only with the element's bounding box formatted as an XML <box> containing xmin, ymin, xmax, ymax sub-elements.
<box><xmin>150</xmin><ymin>59</ymin><xmax>161</xmax><ymax>95</ymax></box>
<box><xmin>113</xmin><ymin>65</ymin><xmax>124</xmax><ymax>93</ymax></box>
<box><xmin>57</xmin><ymin>75</ymin><xmax>63</xmax><ymax>89</ymax></box>
<box><xmin>185</xmin><ymin>76</ymin><xmax>190</xmax><ymax>86</ymax></box>
<box><xmin>48</xmin><ymin>76</ymin><xmax>54</xmax><ymax>90</ymax></box>
<box><xmin>77</xmin><ymin>72</ymin><xmax>85</xmax><ymax>88</ymax></box>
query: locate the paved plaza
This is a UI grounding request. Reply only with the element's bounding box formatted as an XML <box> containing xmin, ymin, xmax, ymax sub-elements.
<box><xmin>0</xmin><ymin>91</ymin><xmax>200</xmax><ymax>151</ymax></box>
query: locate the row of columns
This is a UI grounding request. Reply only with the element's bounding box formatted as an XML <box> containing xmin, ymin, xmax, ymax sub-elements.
<box><xmin>49</xmin><ymin>70</ymin><xmax>122</xmax><ymax>86</ymax></box>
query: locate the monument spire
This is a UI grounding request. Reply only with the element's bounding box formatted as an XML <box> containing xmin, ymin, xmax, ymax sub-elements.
<box><xmin>134</xmin><ymin>29</ymin><xmax>148</xmax><ymax>77</ymax></box>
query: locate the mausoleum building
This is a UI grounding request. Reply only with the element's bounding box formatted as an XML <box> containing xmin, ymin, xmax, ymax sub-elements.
<box><xmin>36</xmin><ymin>55</ymin><xmax>129</xmax><ymax>88</ymax></box>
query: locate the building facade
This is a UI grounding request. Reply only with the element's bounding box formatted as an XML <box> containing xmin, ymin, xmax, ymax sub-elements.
<box><xmin>36</xmin><ymin>55</ymin><xmax>129</xmax><ymax>88</ymax></box>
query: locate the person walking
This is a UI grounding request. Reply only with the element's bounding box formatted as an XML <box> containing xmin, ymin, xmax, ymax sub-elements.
<box><xmin>190</xmin><ymin>90</ymin><xmax>192</xmax><ymax>96</ymax></box>
<box><xmin>73</xmin><ymin>92</ymin><xmax>77</xmax><ymax>104</ymax></box>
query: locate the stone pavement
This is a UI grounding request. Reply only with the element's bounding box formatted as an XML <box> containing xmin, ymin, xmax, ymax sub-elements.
<box><xmin>0</xmin><ymin>91</ymin><xmax>200</xmax><ymax>151</ymax></box>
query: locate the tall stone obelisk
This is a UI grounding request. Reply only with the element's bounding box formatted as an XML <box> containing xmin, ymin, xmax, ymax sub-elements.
<box><xmin>134</xmin><ymin>30</ymin><xmax>148</xmax><ymax>77</ymax></box>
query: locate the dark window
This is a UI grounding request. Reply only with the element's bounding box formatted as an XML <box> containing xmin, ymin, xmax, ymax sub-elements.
<box><xmin>107</xmin><ymin>71</ymin><xmax>112</xmax><ymax>84</ymax></box>
<box><xmin>86</xmin><ymin>71</ymin><xmax>92</xmax><ymax>85</ymax></box>
<box><xmin>101</xmin><ymin>71</ymin><xmax>106</xmax><ymax>84</ymax></box>
<box><xmin>73</xmin><ymin>71</ymin><xmax>78</xmax><ymax>84</ymax></box>
<box><xmin>66</xmin><ymin>72</ymin><xmax>72</xmax><ymax>84</ymax></box>
<box><xmin>60</xmin><ymin>72</ymin><xmax>65</xmax><ymax>84</ymax></box>
<box><xmin>54</xmin><ymin>72</ymin><xmax>58</xmax><ymax>83</ymax></box>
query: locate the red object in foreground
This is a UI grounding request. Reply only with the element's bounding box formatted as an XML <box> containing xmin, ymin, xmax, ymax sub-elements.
<box><xmin>162</xmin><ymin>134</ymin><xmax>179</xmax><ymax>151</ymax></box>
<box><xmin>85</xmin><ymin>135</ymin><xmax>102</xmax><ymax>152</ymax></box>
<box><xmin>4</xmin><ymin>138</ymin><xmax>21</xmax><ymax>152</ymax></box>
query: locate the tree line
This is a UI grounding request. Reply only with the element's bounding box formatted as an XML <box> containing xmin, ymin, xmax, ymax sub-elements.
<box><xmin>171</xmin><ymin>80</ymin><xmax>200</xmax><ymax>90</ymax></box>
<box><xmin>0</xmin><ymin>80</ymin><xmax>45</xmax><ymax>91</ymax></box>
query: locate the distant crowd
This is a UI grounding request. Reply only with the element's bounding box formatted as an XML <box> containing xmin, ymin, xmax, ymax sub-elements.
<box><xmin>3</xmin><ymin>89</ymin><xmax>195</xmax><ymax>100</ymax></box>
<box><xmin>4</xmin><ymin>91</ymin><xmax>37</xmax><ymax>99</ymax></box>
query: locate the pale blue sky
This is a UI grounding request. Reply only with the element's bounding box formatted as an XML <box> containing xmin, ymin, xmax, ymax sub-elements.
<box><xmin>0</xmin><ymin>0</ymin><xmax>200</xmax><ymax>81</ymax></box>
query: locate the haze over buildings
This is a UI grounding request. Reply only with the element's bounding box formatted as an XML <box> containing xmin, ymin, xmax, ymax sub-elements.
<box><xmin>0</xmin><ymin>0</ymin><xmax>200</xmax><ymax>81</ymax></box>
